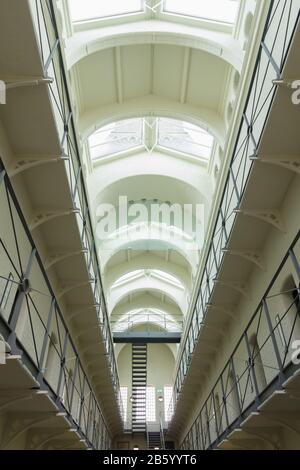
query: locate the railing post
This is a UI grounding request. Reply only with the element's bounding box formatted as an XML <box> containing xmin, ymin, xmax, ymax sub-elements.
<box><xmin>205</xmin><ymin>402</ymin><xmax>211</xmax><ymax>448</ymax></box>
<box><xmin>230</xmin><ymin>357</ymin><xmax>243</xmax><ymax>417</ymax></box>
<box><xmin>220</xmin><ymin>373</ymin><xmax>230</xmax><ymax>430</ymax></box>
<box><xmin>0</xmin><ymin>169</ymin><xmax>6</xmax><ymax>185</ymax></box>
<box><xmin>289</xmin><ymin>247</ymin><xmax>300</xmax><ymax>282</ymax></box>
<box><xmin>69</xmin><ymin>355</ymin><xmax>79</xmax><ymax>417</ymax></box>
<box><xmin>262</xmin><ymin>299</ymin><xmax>284</xmax><ymax>383</ymax></box>
<box><xmin>244</xmin><ymin>332</ymin><xmax>261</xmax><ymax>405</ymax></box>
<box><xmin>38</xmin><ymin>298</ymin><xmax>56</xmax><ymax>378</ymax></box>
<box><xmin>56</xmin><ymin>331</ymin><xmax>69</xmax><ymax>400</ymax></box>
<box><xmin>212</xmin><ymin>391</ymin><xmax>220</xmax><ymax>441</ymax></box>
<box><xmin>7</xmin><ymin>246</ymin><xmax>36</xmax><ymax>355</ymax></box>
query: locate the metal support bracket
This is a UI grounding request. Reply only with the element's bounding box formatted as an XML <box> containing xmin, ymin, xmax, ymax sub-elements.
<box><xmin>234</xmin><ymin>208</ymin><xmax>285</xmax><ymax>232</ymax></box>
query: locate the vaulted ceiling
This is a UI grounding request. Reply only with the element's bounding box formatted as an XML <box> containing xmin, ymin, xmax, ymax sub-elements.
<box><xmin>57</xmin><ymin>0</ymin><xmax>259</xmax><ymax>342</ymax></box>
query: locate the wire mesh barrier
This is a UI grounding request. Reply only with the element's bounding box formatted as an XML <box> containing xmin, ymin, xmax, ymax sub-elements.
<box><xmin>0</xmin><ymin>165</ymin><xmax>112</xmax><ymax>449</ymax></box>
<box><xmin>27</xmin><ymin>0</ymin><xmax>124</xmax><ymax>421</ymax></box>
<box><xmin>180</xmin><ymin>231</ymin><xmax>300</xmax><ymax>449</ymax></box>
<box><xmin>169</xmin><ymin>0</ymin><xmax>300</xmax><ymax>418</ymax></box>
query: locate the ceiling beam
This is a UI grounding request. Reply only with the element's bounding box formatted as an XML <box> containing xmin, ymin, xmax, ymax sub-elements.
<box><xmin>114</xmin><ymin>46</ymin><xmax>123</xmax><ymax>104</ymax></box>
<box><xmin>150</xmin><ymin>44</ymin><xmax>155</xmax><ymax>94</ymax></box>
<box><xmin>180</xmin><ymin>47</ymin><xmax>191</xmax><ymax>104</ymax></box>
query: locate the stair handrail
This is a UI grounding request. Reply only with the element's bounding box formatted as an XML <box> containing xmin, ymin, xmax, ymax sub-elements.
<box><xmin>159</xmin><ymin>414</ymin><xmax>166</xmax><ymax>450</ymax></box>
<box><xmin>146</xmin><ymin>422</ymin><xmax>150</xmax><ymax>449</ymax></box>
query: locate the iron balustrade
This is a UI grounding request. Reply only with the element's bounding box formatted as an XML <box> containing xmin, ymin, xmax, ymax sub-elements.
<box><xmin>0</xmin><ymin>163</ymin><xmax>112</xmax><ymax>449</ymax></box>
<box><xmin>180</xmin><ymin>231</ymin><xmax>300</xmax><ymax>450</ymax></box>
<box><xmin>28</xmin><ymin>0</ymin><xmax>124</xmax><ymax>419</ymax></box>
<box><xmin>169</xmin><ymin>0</ymin><xmax>300</xmax><ymax>418</ymax></box>
<box><xmin>111</xmin><ymin>317</ymin><xmax>184</xmax><ymax>333</ymax></box>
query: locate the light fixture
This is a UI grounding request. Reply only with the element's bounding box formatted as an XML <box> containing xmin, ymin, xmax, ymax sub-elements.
<box><xmin>130</xmin><ymin>396</ymin><xmax>134</xmax><ymax>402</ymax></box>
<box><xmin>158</xmin><ymin>396</ymin><xmax>164</xmax><ymax>402</ymax></box>
<box><xmin>133</xmin><ymin>445</ymin><xmax>139</xmax><ymax>451</ymax></box>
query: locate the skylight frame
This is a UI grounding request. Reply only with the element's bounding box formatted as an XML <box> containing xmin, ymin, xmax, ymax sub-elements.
<box><xmin>89</xmin><ymin>118</ymin><xmax>144</xmax><ymax>162</ymax></box>
<box><xmin>110</xmin><ymin>269</ymin><xmax>185</xmax><ymax>291</ymax></box>
<box><xmin>89</xmin><ymin>117</ymin><xmax>215</xmax><ymax>164</ymax></box>
<box><xmin>162</xmin><ymin>0</ymin><xmax>240</xmax><ymax>26</ymax></box>
<box><xmin>157</xmin><ymin>117</ymin><xmax>214</xmax><ymax>161</ymax></box>
<box><xmin>68</xmin><ymin>0</ymin><xmax>145</xmax><ymax>24</ymax></box>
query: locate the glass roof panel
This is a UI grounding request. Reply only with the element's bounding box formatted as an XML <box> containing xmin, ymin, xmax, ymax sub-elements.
<box><xmin>111</xmin><ymin>269</ymin><xmax>184</xmax><ymax>290</ymax></box>
<box><xmin>89</xmin><ymin>118</ymin><xmax>143</xmax><ymax>160</ymax></box>
<box><xmin>164</xmin><ymin>0</ymin><xmax>239</xmax><ymax>24</ymax></box>
<box><xmin>89</xmin><ymin>117</ymin><xmax>214</xmax><ymax>161</ymax></box>
<box><xmin>157</xmin><ymin>118</ymin><xmax>214</xmax><ymax>159</ymax></box>
<box><xmin>69</xmin><ymin>0</ymin><xmax>143</xmax><ymax>22</ymax></box>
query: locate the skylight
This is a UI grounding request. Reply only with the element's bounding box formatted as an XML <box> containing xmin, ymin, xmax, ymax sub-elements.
<box><xmin>89</xmin><ymin>117</ymin><xmax>214</xmax><ymax>162</ymax></box>
<box><xmin>69</xmin><ymin>0</ymin><xmax>143</xmax><ymax>23</ymax></box>
<box><xmin>110</xmin><ymin>269</ymin><xmax>184</xmax><ymax>290</ymax></box>
<box><xmin>89</xmin><ymin>119</ymin><xmax>143</xmax><ymax>160</ymax></box>
<box><xmin>157</xmin><ymin>118</ymin><xmax>214</xmax><ymax>159</ymax></box>
<box><xmin>164</xmin><ymin>0</ymin><xmax>239</xmax><ymax>24</ymax></box>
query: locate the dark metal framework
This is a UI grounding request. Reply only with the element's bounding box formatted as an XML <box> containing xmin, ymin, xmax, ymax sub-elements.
<box><xmin>0</xmin><ymin>163</ymin><xmax>111</xmax><ymax>449</ymax></box>
<box><xmin>29</xmin><ymin>0</ymin><xmax>123</xmax><ymax>418</ymax></box>
<box><xmin>170</xmin><ymin>0</ymin><xmax>300</xmax><ymax>415</ymax></box>
<box><xmin>180</xmin><ymin>231</ymin><xmax>300</xmax><ymax>449</ymax></box>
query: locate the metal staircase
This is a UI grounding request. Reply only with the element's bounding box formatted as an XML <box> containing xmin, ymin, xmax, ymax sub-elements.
<box><xmin>147</xmin><ymin>431</ymin><xmax>162</xmax><ymax>450</ymax></box>
<box><xmin>132</xmin><ymin>343</ymin><xmax>147</xmax><ymax>432</ymax></box>
<box><xmin>147</xmin><ymin>420</ymin><xmax>166</xmax><ymax>450</ymax></box>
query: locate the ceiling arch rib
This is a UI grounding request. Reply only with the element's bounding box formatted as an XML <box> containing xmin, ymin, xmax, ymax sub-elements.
<box><xmin>110</xmin><ymin>292</ymin><xmax>183</xmax><ymax>321</ymax></box>
<box><xmin>99</xmin><ymin>227</ymin><xmax>200</xmax><ymax>276</ymax></box>
<box><xmin>95</xmin><ymin>203</ymin><xmax>204</xmax><ymax>256</ymax></box>
<box><xmin>103</xmin><ymin>251</ymin><xmax>191</xmax><ymax>291</ymax></box>
<box><xmin>79</xmin><ymin>95</ymin><xmax>226</xmax><ymax>147</ymax></box>
<box><xmin>65</xmin><ymin>22</ymin><xmax>243</xmax><ymax>72</ymax></box>
<box><xmin>60</xmin><ymin>0</ymin><xmax>247</xmax><ymax>353</ymax></box>
<box><xmin>108</xmin><ymin>283</ymin><xmax>187</xmax><ymax>316</ymax></box>
<box><xmin>89</xmin><ymin>175</ymin><xmax>211</xmax><ymax>218</ymax></box>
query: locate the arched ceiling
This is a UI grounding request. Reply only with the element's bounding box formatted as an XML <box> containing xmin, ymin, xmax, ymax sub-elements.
<box><xmin>111</xmin><ymin>292</ymin><xmax>183</xmax><ymax>321</ymax></box>
<box><xmin>103</xmin><ymin>251</ymin><xmax>191</xmax><ymax>291</ymax></box>
<box><xmin>107</xmin><ymin>275</ymin><xmax>188</xmax><ymax>315</ymax></box>
<box><xmin>58</xmin><ymin>0</ymin><xmax>256</xmax><ymax>340</ymax></box>
<box><xmin>72</xmin><ymin>47</ymin><xmax>230</xmax><ymax>144</ymax></box>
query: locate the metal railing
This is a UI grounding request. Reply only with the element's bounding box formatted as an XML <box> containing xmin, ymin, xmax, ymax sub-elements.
<box><xmin>28</xmin><ymin>0</ymin><xmax>123</xmax><ymax>417</ymax></box>
<box><xmin>169</xmin><ymin>0</ymin><xmax>300</xmax><ymax>416</ymax></box>
<box><xmin>180</xmin><ymin>231</ymin><xmax>300</xmax><ymax>449</ymax></box>
<box><xmin>0</xmin><ymin>163</ymin><xmax>112</xmax><ymax>449</ymax></box>
<box><xmin>160</xmin><ymin>416</ymin><xmax>166</xmax><ymax>450</ymax></box>
<box><xmin>111</xmin><ymin>318</ymin><xmax>183</xmax><ymax>333</ymax></box>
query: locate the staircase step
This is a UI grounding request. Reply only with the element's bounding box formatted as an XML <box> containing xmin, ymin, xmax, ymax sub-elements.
<box><xmin>132</xmin><ymin>343</ymin><xmax>148</xmax><ymax>432</ymax></box>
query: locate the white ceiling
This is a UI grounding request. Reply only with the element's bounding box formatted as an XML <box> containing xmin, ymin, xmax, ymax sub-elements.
<box><xmin>57</xmin><ymin>0</ymin><xmax>258</xmax><ymax>338</ymax></box>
